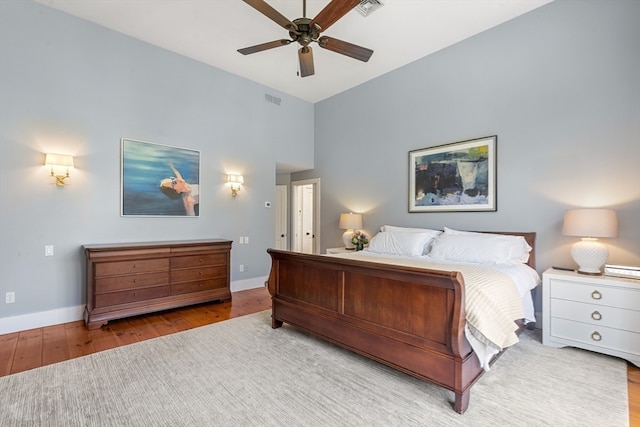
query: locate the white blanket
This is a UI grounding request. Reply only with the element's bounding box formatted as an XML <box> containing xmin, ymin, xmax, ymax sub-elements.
<box><xmin>325</xmin><ymin>251</ymin><xmax>539</xmax><ymax>369</ymax></box>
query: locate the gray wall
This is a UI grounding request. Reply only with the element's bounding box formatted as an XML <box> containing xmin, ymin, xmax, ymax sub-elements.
<box><xmin>297</xmin><ymin>0</ymin><xmax>640</xmax><ymax>307</ymax></box>
<box><xmin>1</xmin><ymin>0</ymin><xmax>639</xmax><ymax>331</ymax></box>
<box><xmin>0</xmin><ymin>1</ymin><xmax>313</xmax><ymax>326</ymax></box>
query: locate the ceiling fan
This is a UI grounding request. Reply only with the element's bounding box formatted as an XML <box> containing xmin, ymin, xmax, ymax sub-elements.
<box><xmin>238</xmin><ymin>0</ymin><xmax>374</xmax><ymax>77</ymax></box>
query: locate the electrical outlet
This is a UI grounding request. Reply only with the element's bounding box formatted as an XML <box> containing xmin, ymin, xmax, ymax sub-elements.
<box><xmin>45</xmin><ymin>245</ymin><xmax>54</xmax><ymax>256</ymax></box>
<box><xmin>239</xmin><ymin>264</ymin><xmax>245</xmax><ymax>272</ymax></box>
<box><xmin>6</xmin><ymin>291</ymin><xmax>15</xmax><ymax>304</ymax></box>
<box><xmin>245</xmin><ymin>236</ymin><xmax>249</xmax><ymax>244</ymax></box>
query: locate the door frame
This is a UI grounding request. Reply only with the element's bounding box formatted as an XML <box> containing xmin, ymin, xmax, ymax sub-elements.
<box><xmin>275</xmin><ymin>185</ymin><xmax>288</xmax><ymax>250</ymax></box>
<box><xmin>291</xmin><ymin>178</ymin><xmax>321</xmax><ymax>254</ymax></box>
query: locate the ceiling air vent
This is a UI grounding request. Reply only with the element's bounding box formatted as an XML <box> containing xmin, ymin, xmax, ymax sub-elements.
<box><xmin>356</xmin><ymin>0</ymin><xmax>384</xmax><ymax>17</ymax></box>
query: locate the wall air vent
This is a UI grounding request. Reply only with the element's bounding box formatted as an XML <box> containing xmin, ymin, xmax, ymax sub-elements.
<box><xmin>356</xmin><ymin>0</ymin><xmax>384</xmax><ymax>17</ymax></box>
<box><xmin>265</xmin><ymin>93</ymin><xmax>281</xmax><ymax>106</ymax></box>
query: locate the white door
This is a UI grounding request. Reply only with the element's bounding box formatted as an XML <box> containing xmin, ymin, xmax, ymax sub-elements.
<box><xmin>301</xmin><ymin>185</ymin><xmax>314</xmax><ymax>253</ymax></box>
<box><xmin>291</xmin><ymin>178</ymin><xmax>321</xmax><ymax>254</ymax></box>
<box><xmin>274</xmin><ymin>185</ymin><xmax>287</xmax><ymax>250</ymax></box>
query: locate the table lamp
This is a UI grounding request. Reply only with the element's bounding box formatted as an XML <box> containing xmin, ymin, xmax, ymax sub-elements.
<box><xmin>562</xmin><ymin>208</ymin><xmax>618</xmax><ymax>275</ymax></box>
<box><xmin>339</xmin><ymin>213</ymin><xmax>362</xmax><ymax>250</ymax></box>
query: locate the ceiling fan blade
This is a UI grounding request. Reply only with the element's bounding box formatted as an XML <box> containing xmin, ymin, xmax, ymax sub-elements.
<box><xmin>309</xmin><ymin>0</ymin><xmax>361</xmax><ymax>32</ymax></box>
<box><xmin>242</xmin><ymin>0</ymin><xmax>298</xmax><ymax>32</ymax></box>
<box><xmin>318</xmin><ymin>36</ymin><xmax>373</xmax><ymax>62</ymax></box>
<box><xmin>298</xmin><ymin>46</ymin><xmax>315</xmax><ymax>77</ymax></box>
<box><xmin>238</xmin><ymin>39</ymin><xmax>292</xmax><ymax>55</ymax></box>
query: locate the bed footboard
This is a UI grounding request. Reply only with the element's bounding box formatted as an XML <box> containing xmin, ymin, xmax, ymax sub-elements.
<box><xmin>266</xmin><ymin>249</ymin><xmax>486</xmax><ymax>414</ymax></box>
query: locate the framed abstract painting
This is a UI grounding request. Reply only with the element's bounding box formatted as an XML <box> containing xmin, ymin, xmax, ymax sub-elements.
<box><xmin>409</xmin><ymin>136</ymin><xmax>497</xmax><ymax>213</ymax></box>
<box><xmin>121</xmin><ymin>138</ymin><xmax>200</xmax><ymax>217</ymax></box>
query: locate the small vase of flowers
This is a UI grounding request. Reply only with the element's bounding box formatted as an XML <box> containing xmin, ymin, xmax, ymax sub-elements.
<box><xmin>351</xmin><ymin>231</ymin><xmax>369</xmax><ymax>251</ymax></box>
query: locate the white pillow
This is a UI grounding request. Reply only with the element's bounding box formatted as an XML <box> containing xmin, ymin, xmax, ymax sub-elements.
<box><xmin>379</xmin><ymin>226</ymin><xmax>442</xmax><ymax>254</ymax></box>
<box><xmin>365</xmin><ymin>231</ymin><xmax>436</xmax><ymax>257</ymax></box>
<box><xmin>443</xmin><ymin>227</ymin><xmax>531</xmax><ymax>262</ymax></box>
<box><xmin>430</xmin><ymin>231</ymin><xmax>531</xmax><ymax>264</ymax></box>
<box><xmin>381</xmin><ymin>225</ymin><xmax>442</xmax><ymax>236</ymax></box>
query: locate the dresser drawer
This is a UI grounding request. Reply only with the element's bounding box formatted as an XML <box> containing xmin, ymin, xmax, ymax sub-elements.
<box><xmin>95</xmin><ymin>285</ymin><xmax>170</xmax><ymax>308</ymax></box>
<box><xmin>171</xmin><ymin>277</ymin><xmax>228</xmax><ymax>295</ymax></box>
<box><xmin>550</xmin><ymin>317</ymin><xmax>640</xmax><ymax>355</ymax></box>
<box><xmin>551</xmin><ymin>298</ymin><xmax>640</xmax><ymax>333</ymax></box>
<box><xmin>171</xmin><ymin>265</ymin><xmax>227</xmax><ymax>283</ymax></box>
<box><xmin>95</xmin><ymin>272</ymin><xmax>169</xmax><ymax>293</ymax></box>
<box><xmin>95</xmin><ymin>258</ymin><xmax>169</xmax><ymax>277</ymax></box>
<box><xmin>171</xmin><ymin>253</ymin><xmax>226</xmax><ymax>269</ymax></box>
<box><xmin>549</xmin><ymin>278</ymin><xmax>640</xmax><ymax>310</ymax></box>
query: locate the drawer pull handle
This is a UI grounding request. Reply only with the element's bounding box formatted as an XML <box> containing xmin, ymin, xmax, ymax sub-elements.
<box><xmin>133</xmin><ymin>264</ymin><xmax>137</xmax><ymax>269</ymax></box>
<box><xmin>133</xmin><ymin>293</ymin><xmax>137</xmax><ymax>297</ymax></box>
<box><xmin>591</xmin><ymin>311</ymin><xmax>602</xmax><ymax>321</ymax></box>
<box><xmin>199</xmin><ymin>258</ymin><xmax>203</xmax><ymax>262</ymax></box>
<box><xmin>591</xmin><ymin>331</ymin><xmax>602</xmax><ymax>341</ymax></box>
<box><xmin>199</xmin><ymin>272</ymin><xmax>203</xmax><ymax>276</ymax></box>
<box><xmin>591</xmin><ymin>290</ymin><xmax>602</xmax><ymax>300</ymax></box>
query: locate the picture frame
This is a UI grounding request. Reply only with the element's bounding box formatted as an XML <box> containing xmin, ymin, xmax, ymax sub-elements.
<box><xmin>409</xmin><ymin>136</ymin><xmax>497</xmax><ymax>213</ymax></box>
<box><xmin>121</xmin><ymin>138</ymin><xmax>201</xmax><ymax>217</ymax></box>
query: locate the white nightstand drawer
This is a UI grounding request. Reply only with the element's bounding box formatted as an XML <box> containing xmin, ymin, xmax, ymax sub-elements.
<box><xmin>551</xmin><ymin>298</ymin><xmax>640</xmax><ymax>332</ymax></box>
<box><xmin>551</xmin><ymin>318</ymin><xmax>640</xmax><ymax>355</ymax></box>
<box><xmin>549</xmin><ymin>278</ymin><xmax>640</xmax><ymax>310</ymax></box>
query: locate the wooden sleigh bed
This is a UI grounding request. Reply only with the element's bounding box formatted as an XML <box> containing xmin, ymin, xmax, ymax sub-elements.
<box><xmin>266</xmin><ymin>231</ymin><xmax>536</xmax><ymax>414</ymax></box>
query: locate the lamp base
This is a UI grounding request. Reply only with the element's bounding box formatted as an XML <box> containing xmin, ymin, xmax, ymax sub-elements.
<box><xmin>342</xmin><ymin>229</ymin><xmax>355</xmax><ymax>250</ymax></box>
<box><xmin>571</xmin><ymin>238</ymin><xmax>608</xmax><ymax>275</ymax></box>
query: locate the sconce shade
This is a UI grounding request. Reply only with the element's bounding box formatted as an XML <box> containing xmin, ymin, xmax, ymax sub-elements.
<box><xmin>339</xmin><ymin>213</ymin><xmax>362</xmax><ymax>230</ymax></box>
<box><xmin>562</xmin><ymin>209</ymin><xmax>618</xmax><ymax>275</ymax></box>
<box><xmin>226</xmin><ymin>174</ymin><xmax>244</xmax><ymax>185</ymax></box>
<box><xmin>339</xmin><ymin>213</ymin><xmax>362</xmax><ymax>249</ymax></box>
<box><xmin>45</xmin><ymin>153</ymin><xmax>74</xmax><ymax>168</ymax></box>
<box><xmin>562</xmin><ymin>209</ymin><xmax>618</xmax><ymax>238</ymax></box>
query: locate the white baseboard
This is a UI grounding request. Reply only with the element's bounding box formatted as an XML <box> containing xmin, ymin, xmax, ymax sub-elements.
<box><xmin>0</xmin><ymin>305</ymin><xmax>85</xmax><ymax>335</ymax></box>
<box><xmin>230</xmin><ymin>276</ymin><xmax>268</xmax><ymax>292</ymax></box>
<box><xmin>0</xmin><ymin>278</ymin><xmax>268</xmax><ymax>335</ymax></box>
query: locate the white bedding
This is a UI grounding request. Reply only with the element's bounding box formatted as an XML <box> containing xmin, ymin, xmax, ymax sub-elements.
<box><xmin>324</xmin><ymin>250</ymin><xmax>540</xmax><ymax>370</ymax></box>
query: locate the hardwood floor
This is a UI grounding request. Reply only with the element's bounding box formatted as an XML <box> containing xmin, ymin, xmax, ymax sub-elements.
<box><xmin>0</xmin><ymin>286</ymin><xmax>637</xmax><ymax>426</ymax></box>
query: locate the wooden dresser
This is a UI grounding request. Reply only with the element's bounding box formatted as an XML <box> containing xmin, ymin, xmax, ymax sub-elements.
<box><xmin>83</xmin><ymin>239</ymin><xmax>232</xmax><ymax>329</ymax></box>
<box><xmin>542</xmin><ymin>268</ymin><xmax>640</xmax><ymax>367</ymax></box>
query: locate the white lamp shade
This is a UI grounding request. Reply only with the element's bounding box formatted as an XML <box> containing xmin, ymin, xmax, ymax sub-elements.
<box><xmin>562</xmin><ymin>208</ymin><xmax>617</xmax><ymax>275</ymax></box>
<box><xmin>339</xmin><ymin>213</ymin><xmax>362</xmax><ymax>230</ymax></box>
<box><xmin>45</xmin><ymin>153</ymin><xmax>74</xmax><ymax>168</ymax></box>
<box><xmin>339</xmin><ymin>213</ymin><xmax>362</xmax><ymax>249</ymax></box>
<box><xmin>226</xmin><ymin>174</ymin><xmax>244</xmax><ymax>184</ymax></box>
<box><xmin>562</xmin><ymin>209</ymin><xmax>618</xmax><ymax>238</ymax></box>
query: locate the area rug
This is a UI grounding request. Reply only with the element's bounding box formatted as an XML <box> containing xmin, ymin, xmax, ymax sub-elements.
<box><xmin>0</xmin><ymin>310</ymin><xmax>628</xmax><ymax>426</ymax></box>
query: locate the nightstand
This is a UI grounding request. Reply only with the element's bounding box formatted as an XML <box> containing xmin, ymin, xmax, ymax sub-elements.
<box><xmin>542</xmin><ymin>268</ymin><xmax>640</xmax><ymax>367</ymax></box>
<box><xmin>326</xmin><ymin>247</ymin><xmax>353</xmax><ymax>254</ymax></box>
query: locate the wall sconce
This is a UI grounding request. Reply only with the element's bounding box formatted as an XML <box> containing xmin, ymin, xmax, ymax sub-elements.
<box><xmin>45</xmin><ymin>153</ymin><xmax>75</xmax><ymax>186</ymax></box>
<box><xmin>226</xmin><ymin>174</ymin><xmax>244</xmax><ymax>197</ymax></box>
<box><xmin>562</xmin><ymin>208</ymin><xmax>618</xmax><ymax>275</ymax></box>
<box><xmin>339</xmin><ymin>212</ymin><xmax>362</xmax><ymax>250</ymax></box>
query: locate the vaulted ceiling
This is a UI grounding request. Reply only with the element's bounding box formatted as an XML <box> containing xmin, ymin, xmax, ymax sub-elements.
<box><xmin>35</xmin><ymin>0</ymin><xmax>553</xmax><ymax>103</ymax></box>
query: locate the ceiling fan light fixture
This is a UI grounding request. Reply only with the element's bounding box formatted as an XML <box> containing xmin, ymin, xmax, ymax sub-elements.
<box><xmin>356</xmin><ymin>0</ymin><xmax>384</xmax><ymax>17</ymax></box>
<box><xmin>239</xmin><ymin>0</ymin><xmax>373</xmax><ymax>77</ymax></box>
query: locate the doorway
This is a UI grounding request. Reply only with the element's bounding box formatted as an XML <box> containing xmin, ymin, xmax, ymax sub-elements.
<box><xmin>291</xmin><ymin>178</ymin><xmax>321</xmax><ymax>254</ymax></box>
